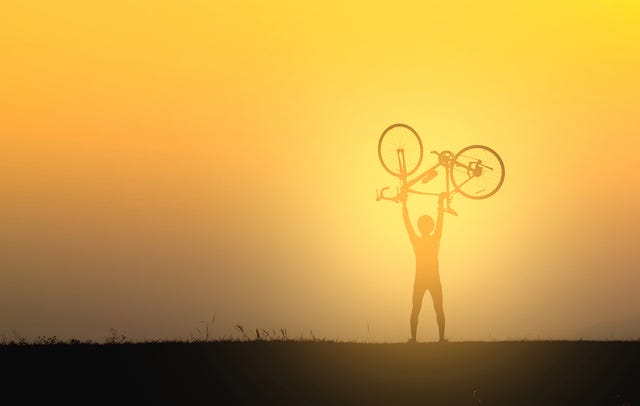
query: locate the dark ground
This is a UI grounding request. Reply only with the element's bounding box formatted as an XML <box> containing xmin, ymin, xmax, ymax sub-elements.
<box><xmin>2</xmin><ymin>341</ymin><xmax>638</xmax><ymax>405</ymax></box>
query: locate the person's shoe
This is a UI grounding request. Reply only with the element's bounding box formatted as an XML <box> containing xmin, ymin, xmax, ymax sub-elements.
<box><xmin>438</xmin><ymin>338</ymin><xmax>449</xmax><ymax>343</ymax></box>
<box><xmin>407</xmin><ymin>338</ymin><xmax>417</xmax><ymax>344</ymax></box>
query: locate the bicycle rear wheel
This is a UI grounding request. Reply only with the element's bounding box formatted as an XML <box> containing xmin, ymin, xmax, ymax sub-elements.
<box><xmin>378</xmin><ymin>123</ymin><xmax>423</xmax><ymax>177</ymax></box>
<box><xmin>450</xmin><ymin>145</ymin><xmax>505</xmax><ymax>199</ymax></box>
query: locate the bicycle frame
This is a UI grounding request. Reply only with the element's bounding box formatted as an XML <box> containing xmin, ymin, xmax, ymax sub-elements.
<box><xmin>376</xmin><ymin>150</ymin><xmax>482</xmax><ymax>215</ymax></box>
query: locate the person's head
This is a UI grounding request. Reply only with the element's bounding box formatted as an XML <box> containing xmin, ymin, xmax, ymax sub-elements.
<box><xmin>417</xmin><ymin>215</ymin><xmax>435</xmax><ymax>236</ymax></box>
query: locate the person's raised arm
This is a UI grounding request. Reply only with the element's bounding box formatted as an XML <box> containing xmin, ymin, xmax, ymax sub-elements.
<box><xmin>399</xmin><ymin>191</ymin><xmax>418</xmax><ymax>242</ymax></box>
<box><xmin>433</xmin><ymin>193</ymin><xmax>446</xmax><ymax>241</ymax></box>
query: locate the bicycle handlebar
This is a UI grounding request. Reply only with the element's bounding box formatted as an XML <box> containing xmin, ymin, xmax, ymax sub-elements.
<box><xmin>376</xmin><ymin>187</ymin><xmax>399</xmax><ymax>203</ymax></box>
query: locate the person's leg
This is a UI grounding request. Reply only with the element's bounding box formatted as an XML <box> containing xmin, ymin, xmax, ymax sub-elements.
<box><xmin>410</xmin><ymin>283</ymin><xmax>426</xmax><ymax>342</ymax></box>
<box><xmin>430</xmin><ymin>283</ymin><xmax>446</xmax><ymax>342</ymax></box>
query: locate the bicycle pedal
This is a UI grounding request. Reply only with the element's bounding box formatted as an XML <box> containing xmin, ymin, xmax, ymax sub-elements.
<box><xmin>444</xmin><ymin>207</ymin><xmax>458</xmax><ymax>216</ymax></box>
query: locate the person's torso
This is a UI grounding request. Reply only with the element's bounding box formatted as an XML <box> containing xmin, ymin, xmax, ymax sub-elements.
<box><xmin>412</xmin><ymin>236</ymin><xmax>440</xmax><ymax>277</ymax></box>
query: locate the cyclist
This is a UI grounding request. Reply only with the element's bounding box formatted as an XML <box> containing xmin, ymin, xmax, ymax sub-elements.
<box><xmin>398</xmin><ymin>190</ymin><xmax>447</xmax><ymax>343</ymax></box>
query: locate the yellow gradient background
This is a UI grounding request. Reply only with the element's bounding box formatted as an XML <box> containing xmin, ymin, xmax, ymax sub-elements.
<box><xmin>1</xmin><ymin>1</ymin><xmax>639</xmax><ymax>341</ymax></box>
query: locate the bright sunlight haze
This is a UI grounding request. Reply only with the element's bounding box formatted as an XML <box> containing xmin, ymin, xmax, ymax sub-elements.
<box><xmin>1</xmin><ymin>1</ymin><xmax>639</xmax><ymax>342</ymax></box>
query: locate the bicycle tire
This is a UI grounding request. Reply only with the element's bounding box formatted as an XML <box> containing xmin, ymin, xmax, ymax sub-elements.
<box><xmin>378</xmin><ymin>123</ymin><xmax>423</xmax><ymax>177</ymax></box>
<box><xmin>450</xmin><ymin>145</ymin><xmax>505</xmax><ymax>199</ymax></box>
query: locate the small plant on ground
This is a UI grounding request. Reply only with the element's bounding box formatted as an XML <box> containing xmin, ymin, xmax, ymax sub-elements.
<box><xmin>11</xmin><ymin>330</ymin><xmax>28</xmax><ymax>346</ymax></box>
<box><xmin>191</xmin><ymin>314</ymin><xmax>216</xmax><ymax>343</ymax></box>
<box><xmin>34</xmin><ymin>336</ymin><xmax>58</xmax><ymax>345</ymax></box>
<box><xmin>235</xmin><ymin>325</ymin><xmax>249</xmax><ymax>341</ymax></box>
<box><xmin>105</xmin><ymin>328</ymin><xmax>127</xmax><ymax>344</ymax></box>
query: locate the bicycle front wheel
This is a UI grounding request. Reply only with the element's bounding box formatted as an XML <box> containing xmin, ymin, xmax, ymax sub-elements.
<box><xmin>450</xmin><ymin>145</ymin><xmax>505</xmax><ymax>199</ymax></box>
<box><xmin>378</xmin><ymin>123</ymin><xmax>423</xmax><ymax>177</ymax></box>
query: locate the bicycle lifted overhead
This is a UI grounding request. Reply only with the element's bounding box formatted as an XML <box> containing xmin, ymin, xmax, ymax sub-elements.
<box><xmin>376</xmin><ymin>123</ymin><xmax>505</xmax><ymax>215</ymax></box>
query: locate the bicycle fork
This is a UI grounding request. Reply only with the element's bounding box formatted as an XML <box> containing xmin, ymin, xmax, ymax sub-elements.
<box><xmin>397</xmin><ymin>149</ymin><xmax>407</xmax><ymax>177</ymax></box>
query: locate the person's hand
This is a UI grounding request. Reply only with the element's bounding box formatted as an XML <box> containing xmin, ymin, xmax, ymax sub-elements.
<box><xmin>397</xmin><ymin>190</ymin><xmax>407</xmax><ymax>205</ymax></box>
<box><xmin>438</xmin><ymin>192</ymin><xmax>448</xmax><ymax>206</ymax></box>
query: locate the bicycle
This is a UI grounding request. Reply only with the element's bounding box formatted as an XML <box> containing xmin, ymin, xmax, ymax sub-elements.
<box><xmin>376</xmin><ymin>123</ymin><xmax>505</xmax><ymax>215</ymax></box>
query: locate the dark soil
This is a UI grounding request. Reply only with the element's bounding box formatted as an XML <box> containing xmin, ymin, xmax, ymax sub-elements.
<box><xmin>2</xmin><ymin>341</ymin><xmax>638</xmax><ymax>405</ymax></box>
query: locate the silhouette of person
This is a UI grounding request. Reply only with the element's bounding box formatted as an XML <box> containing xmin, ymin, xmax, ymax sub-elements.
<box><xmin>398</xmin><ymin>191</ymin><xmax>447</xmax><ymax>343</ymax></box>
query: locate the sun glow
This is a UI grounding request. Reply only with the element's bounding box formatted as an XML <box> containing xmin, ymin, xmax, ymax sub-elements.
<box><xmin>1</xmin><ymin>1</ymin><xmax>639</xmax><ymax>341</ymax></box>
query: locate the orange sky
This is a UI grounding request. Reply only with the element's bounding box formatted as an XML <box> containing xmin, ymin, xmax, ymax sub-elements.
<box><xmin>1</xmin><ymin>1</ymin><xmax>639</xmax><ymax>341</ymax></box>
